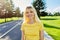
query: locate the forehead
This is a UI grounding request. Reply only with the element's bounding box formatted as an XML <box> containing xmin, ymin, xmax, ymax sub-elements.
<box><xmin>26</xmin><ymin>8</ymin><xmax>33</xmax><ymax>12</ymax></box>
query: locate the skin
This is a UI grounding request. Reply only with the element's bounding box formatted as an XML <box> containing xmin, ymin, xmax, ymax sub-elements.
<box><xmin>21</xmin><ymin>8</ymin><xmax>44</xmax><ymax>40</ymax></box>
<box><xmin>25</xmin><ymin>8</ymin><xmax>35</xmax><ymax>24</ymax></box>
<box><xmin>21</xmin><ymin>31</ymin><xmax>24</xmax><ymax>40</ymax></box>
<box><xmin>40</xmin><ymin>30</ymin><xmax>44</xmax><ymax>40</ymax></box>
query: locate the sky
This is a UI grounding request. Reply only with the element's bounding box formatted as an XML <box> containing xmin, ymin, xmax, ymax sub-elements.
<box><xmin>46</xmin><ymin>0</ymin><xmax>60</xmax><ymax>13</ymax></box>
<box><xmin>12</xmin><ymin>0</ymin><xmax>60</xmax><ymax>13</ymax></box>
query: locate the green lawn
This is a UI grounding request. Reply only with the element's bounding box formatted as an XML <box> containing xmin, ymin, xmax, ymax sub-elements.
<box><xmin>41</xmin><ymin>16</ymin><xmax>60</xmax><ymax>40</ymax></box>
<box><xmin>0</xmin><ymin>17</ymin><xmax>22</xmax><ymax>24</ymax></box>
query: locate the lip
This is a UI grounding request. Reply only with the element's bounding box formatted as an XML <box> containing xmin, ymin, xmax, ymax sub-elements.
<box><xmin>27</xmin><ymin>15</ymin><xmax>32</xmax><ymax>17</ymax></box>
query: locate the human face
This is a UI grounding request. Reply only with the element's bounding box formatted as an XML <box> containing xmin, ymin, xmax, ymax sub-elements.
<box><xmin>25</xmin><ymin>8</ymin><xmax>35</xmax><ymax>20</ymax></box>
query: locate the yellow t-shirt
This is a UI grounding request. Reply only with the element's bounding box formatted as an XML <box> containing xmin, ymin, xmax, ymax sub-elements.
<box><xmin>21</xmin><ymin>22</ymin><xmax>44</xmax><ymax>40</ymax></box>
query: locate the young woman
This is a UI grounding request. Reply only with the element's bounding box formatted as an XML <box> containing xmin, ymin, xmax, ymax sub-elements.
<box><xmin>21</xmin><ymin>6</ymin><xmax>45</xmax><ymax>40</ymax></box>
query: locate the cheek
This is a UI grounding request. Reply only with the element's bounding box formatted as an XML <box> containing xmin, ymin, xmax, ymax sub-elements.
<box><xmin>25</xmin><ymin>14</ymin><xmax>29</xmax><ymax>17</ymax></box>
<box><xmin>31</xmin><ymin>13</ymin><xmax>35</xmax><ymax>17</ymax></box>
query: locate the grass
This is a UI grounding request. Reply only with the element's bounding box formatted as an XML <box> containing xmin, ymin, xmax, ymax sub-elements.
<box><xmin>41</xmin><ymin>16</ymin><xmax>60</xmax><ymax>40</ymax></box>
<box><xmin>0</xmin><ymin>17</ymin><xmax>22</xmax><ymax>24</ymax></box>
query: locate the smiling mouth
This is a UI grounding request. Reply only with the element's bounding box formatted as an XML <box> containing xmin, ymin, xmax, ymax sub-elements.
<box><xmin>27</xmin><ymin>15</ymin><xmax>32</xmax><ymax>17</ymax></box>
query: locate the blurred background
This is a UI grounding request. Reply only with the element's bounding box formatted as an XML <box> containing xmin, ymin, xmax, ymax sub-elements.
<box><xmin>0</xmin><ymin>0</ymin><xmax>60</xmax><ymax>40</ymax></box>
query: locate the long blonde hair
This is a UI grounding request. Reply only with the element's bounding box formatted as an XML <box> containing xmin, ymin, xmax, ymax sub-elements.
<box><xmin>22</xmin><ymin>6</ymin><xmax>42</xmax><ymax>24</ymax></box>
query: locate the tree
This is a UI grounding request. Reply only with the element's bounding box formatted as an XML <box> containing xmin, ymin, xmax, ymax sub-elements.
<box><xmin>48</xmin><ymin>13</ymin><xmax>53</xmax><ymax>16</ymax></box>
<box><xmin>54</xmin><ymin>12</ymin><xmax>60</xmax><ymax>16</ymax></box>
<box><xmin>0</xmin><ymin>0</ymin><xmax>6</xmax><ymax>18</ymax></box>
<box><xmin>4</xmin><ymin>0</ymin><xmax>14</xmax><ymax>18</ymax></box>
<box><xmin>5</xmin><ymin>0</ymin><xmax>14</xmax><ymax>11</ymax></box>
<box><xmin>33</xmin><ymin>0</ymin><xmax>46</xmax><ymax>18</ymax></box>
<box><xmin>40</xmin><ymin>11</ymin><xmax>48</xmax><ymax>16</ymax></box>
<box><xmin>15</xmin><ymin>7</ymin><xmax>21</xmax><ymax>17</ymax></box>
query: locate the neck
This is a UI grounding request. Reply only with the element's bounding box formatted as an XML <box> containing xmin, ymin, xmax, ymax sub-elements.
<box><xmin>27</xmin><ymin>19</ymin><xmax>35</xmax><ymax>24</ymax></box>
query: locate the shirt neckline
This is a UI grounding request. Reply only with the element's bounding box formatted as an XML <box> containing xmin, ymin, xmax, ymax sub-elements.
<box><xmin>25</xmin><ymin>22</ymin><xmax>37</xmax><ymax>25</ymax></box>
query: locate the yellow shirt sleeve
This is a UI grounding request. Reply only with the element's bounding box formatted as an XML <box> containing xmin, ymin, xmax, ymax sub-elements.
<box><xmin>38</xmin><ymin>22</ymin><xmax>44</xmax><ymax>31</ymax></box>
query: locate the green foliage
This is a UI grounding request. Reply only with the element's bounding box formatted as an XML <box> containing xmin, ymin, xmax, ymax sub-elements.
<box><xmin>33</xmin><ymin>0</ymin><xmax>46</xmax><ymax>18</ymax></box>
<box><xmin>54</xmin><ymin>12</ymin><xmax>60</xmax><ymax>16</ymax></box>
<box><xmin>40</xmin><ymin>11</ymin><xmax>48</xmax><ymax>16</ymax></box>
<box><xmin>14</xmin><ymin>7</ymin><xmax>20</xmax><ymax>17</ymax></box>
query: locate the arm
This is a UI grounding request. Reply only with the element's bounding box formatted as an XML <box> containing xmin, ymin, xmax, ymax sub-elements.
<box><xmin>39</xmin><ymin>30</ymin><xmax>44</xmax><ymax>40</ymax></box>
<box><xmin>21</xmin><ymin>24</ymin><xmax>25</xmax><ymax>40</ymax></box>
<box><xmin>39</xmin><ymin>22</ymin><xmax>44</xmax><ymax>40</ymax></box>
<box><xmin>21</xmin><ymin>31</ymin><xmax>24</xmax><ymax>40</ymax></box>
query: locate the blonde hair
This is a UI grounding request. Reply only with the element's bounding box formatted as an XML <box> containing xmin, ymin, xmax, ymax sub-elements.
<box><xmin>22</xmin><ymin>6</ymin><xmax>42</xmax><ymax>24</ymax></box>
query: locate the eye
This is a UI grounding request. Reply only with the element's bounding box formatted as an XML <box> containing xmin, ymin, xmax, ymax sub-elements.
<box><xmin>30</xmin><ymin>11</ymin><xmax>33</xmax><ymax>13</ymax></box>
<box><xmin>26</xmin><ymin>12</ymin><xmax>29</xmax><ymax>14</ymax></box>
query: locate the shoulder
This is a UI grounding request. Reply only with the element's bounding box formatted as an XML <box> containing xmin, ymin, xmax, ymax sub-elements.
<box><xmin>21</xmin><ymin>22</ymin><xmax>28</xmax><ymax>27</ymax></box>
<box><xmin>36</xmin><ymin>22</ymin><xmax>43</xmax><ymax>25</ymax></box>
<box><xmin>36</xmin><ymin>22</ymin><xmax>44</xmax><ymax>28</ymax></box>
<box><xmin>37</xmin><ymin>22</ymin><xmax>44</xmax><ymax>30</ymax></box>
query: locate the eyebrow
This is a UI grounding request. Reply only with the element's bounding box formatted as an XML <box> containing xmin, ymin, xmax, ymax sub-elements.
<box><xmin>26</xmin><ymin>6</ymin><xmax>32</xmax><ymax>8</ymax></box>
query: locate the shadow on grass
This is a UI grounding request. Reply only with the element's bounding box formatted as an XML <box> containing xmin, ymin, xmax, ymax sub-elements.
<box><xmin>44</xmin><ymin>24</ymin><xmax>60</xmax><ymax>29</ymax></box>
<box><xmin>41</xmin><ymin>18</ymin><xmax>57</xmax><ymax>20</ymax></box>
<box><xmin>47</xmin><ymin>33</ymin><xmax>57</xmax><ymax>40</ymax></box>
<box><xmin>47</xmin><ymin>33</ymin><xmax>60</xmax><ymax>40</ymax></box>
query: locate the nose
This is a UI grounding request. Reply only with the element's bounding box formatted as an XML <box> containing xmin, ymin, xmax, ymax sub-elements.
<box><xmin>28</xmin><ymin>12</ymin><xmax>31</xmax><ymax>15</ymax></box>
<box><xmin>29</xmin><ymin>13</ymin><xmax>31</xmax><ymax>14</ymax></box>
